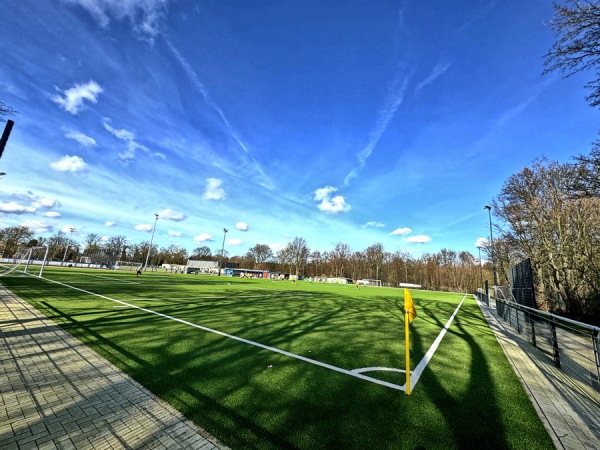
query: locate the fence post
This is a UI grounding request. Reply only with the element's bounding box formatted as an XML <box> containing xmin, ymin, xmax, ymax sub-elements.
<box><xmin>529</xmin><ymin>314</ymin><xmax>536</xmax><ymax>347</ymax></box>
<box><xmin>550</xmin><ymin>318</ymin><xmax>560</xmax><ymax>368</ymax></box>
<box><xmin>593</xmin><ymin>330</ymin><xmax>600</xmax><ymax>390</ymax></box>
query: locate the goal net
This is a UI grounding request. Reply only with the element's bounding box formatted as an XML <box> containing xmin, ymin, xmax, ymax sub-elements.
<box><xmin>0</xmin><ymin>246</ymin><xmax>49</xmax><ymax>277</ymax></box>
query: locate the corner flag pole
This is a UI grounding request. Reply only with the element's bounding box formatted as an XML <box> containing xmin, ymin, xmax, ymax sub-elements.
<box><xmin>403</xmin><ymin>287</ymin><xmax>417</xmax><ymax>395</ymax></box>
<box><xmin>405</xmin><ymin>307</ymin><xmax>411</xmax><ymax>395</ymax></box>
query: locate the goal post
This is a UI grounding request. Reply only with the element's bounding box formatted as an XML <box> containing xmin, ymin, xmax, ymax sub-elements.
<box><xmin>358</xmin><ymin>279</ymin><xmax>382</xmax><ymax>287</ymax></box>
<box><xmin>0</xmin><ymin>245</ymin><xmax>50</xmax><ymax>278</ymax></box>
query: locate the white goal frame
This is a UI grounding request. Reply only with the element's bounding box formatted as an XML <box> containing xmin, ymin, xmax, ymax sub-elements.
<box><xmin>0</xmin><ymin>245</ymin><xmax>50</xmax><ymax>278</ymax></box>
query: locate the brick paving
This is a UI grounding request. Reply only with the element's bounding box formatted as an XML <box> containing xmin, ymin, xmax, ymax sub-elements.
<box><xmin>476</xmin><ymin>297</ymin><xmax>600</xmax><ymax>450</ymax></box>
<box><xmin>0</xmin><ymin>287</ymin><xmax>227</xmax><ymax>450</ymax></box>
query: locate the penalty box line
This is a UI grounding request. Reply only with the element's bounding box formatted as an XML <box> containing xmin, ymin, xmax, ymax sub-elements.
<box><xmin>37</xmin><ymin>276</ymin><xmax>465</xmax><ymax>392</ymax></box>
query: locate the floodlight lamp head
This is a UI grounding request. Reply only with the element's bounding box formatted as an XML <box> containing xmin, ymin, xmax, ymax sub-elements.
<box><xmin>484</xmin><ymin>205</ymin><xmax>491</xmax><ymax>211</ymax></box>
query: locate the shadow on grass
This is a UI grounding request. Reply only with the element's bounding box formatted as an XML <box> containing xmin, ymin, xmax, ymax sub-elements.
<box><xmin>2</xmin><ymin>274</ymin><xmax>552</xmax><ymax>449</ymax></box>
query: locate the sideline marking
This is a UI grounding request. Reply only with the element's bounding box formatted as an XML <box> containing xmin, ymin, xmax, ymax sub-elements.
<box><xmin>73</xmin><ymin>272</ymin><xmax>140</xmax><ymax>284</ymax></box>
<box><xmin>36</xmin><ymin>275</ymin><xmax>465</xmax><ymax>392</ymax></box>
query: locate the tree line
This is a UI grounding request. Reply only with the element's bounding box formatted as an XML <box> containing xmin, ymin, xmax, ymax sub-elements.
<box><xmin>0</xmin><ymin>226</ymin><xmax>491</xmax><ymax>293</ymax></box>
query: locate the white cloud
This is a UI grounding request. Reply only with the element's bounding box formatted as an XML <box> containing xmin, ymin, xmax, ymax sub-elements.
<box><xmin>0</xmin><ymin>192</ymin><xmax>61</xmax><ymax>215</ymax></box>
<box><xmin>475</xmin><ymin>237</ymin><xmax>488</xmax><ymax>248</ymax></box>
<box><xmin>314</xmin><ymin>186</ymin><xmax>350</xmax><ymax>214</ymax></box>
<box><xmin>50</xmin><ymin>155</ymin><xmax>88</xmax><ymax>172</ymax></box>
<box><xmin>52</xmin><ymin>80</ymin><xmax>103</xmax><ymax>114</ymax></box>
<box><xmin>60</xmin><ymin>225</ymin><xmax>76</xmax><ymax>233</ymax></box>
<box><xmin>228</xmin><ymin>238</ymin><xmax>243</xmax><ymax>246</ymax></box>
<box><xmin>158</xmin><ymin>208</ymin><xmax>187</xmax><ymax>221</ymax></box>
<box><xmin>36</xmin><ymin>197</ymin><xmax>59</xmax><ymax>208</ymax></box>
<box><xmin>168</xmin><ymin>230</ymin><xmax>181</xmax><ymax>237</ymax></box>
<box><xmin>135</xmin><ymin>224</ymin><xmax>153</xmax><ymax>232</ymax></box>
<box><xmin>406</xmin><ymin>235</ymin><xmax>431</xmax><ymax>244</ymax></box>
<box><xmin>105</xmin><ymin>221</ymin><xmax>116</xmax><ymax>227</ymax></box>
<box><xmin>43</xmin><ymin>211</ymin><xmax>61</xmax><ymax>218</ymax></box>
<box><xmin>193</xmin><ymin>232</ymin><xmax>213</xmax><ymax>243</ymax></box>
<box><xmin>103</xmin><ymin>119</ymin><xmax>151</xmax><ymax>163</ymax></box>
<box><xmin>20</xmin><ymin>220</ymin><xmax>52</xmax><ymax>234</ymax></box>
<box><xmin>64</xmin><ymin>0</ymin><xmax>167</xmax><ymax>42</ymax></box>
<box><xmin>0</xmin><ymin>202</ymin><xmax>36</xmax><ymax>214</ymax></box>
<box><xmin>364</xmin><ymin>221</ymin><xmax>385</xmax><ymax>228</ymax></box>
<box><xmin>391</xmin><ymin>227</ymin><xmax>412</xmax><ymax>236</ymax></box>
<box><xmin>65</xmin><ymin>130</ymin><xmax>97</xmax><ymax>147</ymax></box>
<box><xmin>203</xmin><ymin>178</ymin><xmax>226</xmax><ymax>200</ymax></box>
<box><xmin>236</xmin><ymin>222</ymin><xmax>248</xmax><ymax>231</ymax></box>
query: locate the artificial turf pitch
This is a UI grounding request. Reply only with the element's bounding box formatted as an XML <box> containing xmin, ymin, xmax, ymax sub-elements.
<box><xmin>0</xmin><ymin>267</ymin><xmax>554</xmax><ymax>449</ymax></box>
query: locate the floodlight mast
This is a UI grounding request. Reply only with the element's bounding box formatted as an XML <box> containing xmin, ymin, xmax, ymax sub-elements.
<box><xmin>219</xmin><ymin>228</ymin><xmax>228</xmax><ymax>276</ymax></box>
<box><xmin>484</xmin><ymin>205</ymin><xmax>498</xmax><ymax>286</ymax></box>
<box><xmin>144</xmin><ymin>213</ymin><xmax>159</xmax><ymax>271</ymax></box>
<box><xmin>62</xmin><ymin>227</ymin><xmax>75</xmax><ymax>265</ymax></box>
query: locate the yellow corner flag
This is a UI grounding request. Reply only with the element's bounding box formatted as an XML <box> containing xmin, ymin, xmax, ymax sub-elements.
<box><xmin>404</xmin><ymin>288</ymin><xmax>417</xmax><ymax>395</ymax></box>
<box><xmin>404</xmin><ymin>288</ymin><xmax>417</xmax><ymax>324</ymax></box>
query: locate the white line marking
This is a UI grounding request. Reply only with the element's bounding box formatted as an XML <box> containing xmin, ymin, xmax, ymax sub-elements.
<box><xmin>35</xmin><ymin>275</ymin><xmax>466</xmax><ymax>392</ymax></box>
<box><xmin>352</xmin><ymin>367</ymin><xmax>406</xmax><ymax>374</ymax></box>
<box><xmin>409</xmin><ymin>293</ymin><xmax>468</xmax><ymax>389</ymax></box>
<box><xmin>71</xmin><ymin>272</ymin><xmax>140</xmax><ymax>284</ymax></box>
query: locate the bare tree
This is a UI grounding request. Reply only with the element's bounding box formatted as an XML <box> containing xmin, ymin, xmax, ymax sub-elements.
<box><xmin>0</xmin><ymin>101</ymin><xmax>17</xmax><ymax>122</ymax></box>
<box><xmin>191</xmin><ymin>246</ymin><xmax>212</xmax><ymax>259</ymax></box>
<box><xmin>329</xmin><ymin>242</ymin><xmax>351</xmax><ymax>277</ymax></box>
<box><xmin>0</xmin><ymin>225</ymin><xmax>34</xmax><ymax>256</ymax></box>
<box><xmin>544</xmin><ymin>0</ymin><xmax>600</xmax><ymax>107</ymax></box>
<box><xmin>493</xmin><ymin>158</ymin><xmax>600</xmax><ymax>319</ymax></box>
<box><xmin>247</xmin><ymin>244</ymin><xmax>273</xmax><ymax>269</ymax></box>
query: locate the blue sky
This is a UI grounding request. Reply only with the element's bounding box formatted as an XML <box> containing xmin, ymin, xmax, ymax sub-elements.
<box><xmin>1</xmin><ymin>0</ymin><xmax>598</xmax><ymax>258</ymax></box>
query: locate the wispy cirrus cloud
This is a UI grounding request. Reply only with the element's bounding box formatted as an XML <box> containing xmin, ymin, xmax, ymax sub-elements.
<box><xmin>52</xmin><ymin>80</ymin><xmax>103</xmax><ymax>114</ymax></box>
<box><xmin>343</xmin><ymin>68</ymin><xmax>412</xmax><ymax>187</ymax></box>
<box><xmin>65</xmin><ymin>130</ymin><xmax>97</xmax><ymax>147</ymax></box>
<box><xmin>415</xmin><ymin>62</ymin><xmax>452</xmax><ymax>94</ymax></box>
<box><xmin>103</xmin><ymin>119</ymin><xmax>164</xmax><ymax>163</ymax></box>
<box><xmin>165</xmin><ymin>39</ymin><xmax>272</xmax><ymax>188</ymax></box>
<box><xmin>63</xmin><ymin>0</ymin><xmax>168</xmax><ymax>42</ymax></box>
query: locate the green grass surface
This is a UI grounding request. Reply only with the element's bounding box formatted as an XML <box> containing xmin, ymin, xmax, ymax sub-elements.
<box><xmin>1</xmin><ymin>267</ymin><xmax>553</xmax><ymax>449</ymax></box>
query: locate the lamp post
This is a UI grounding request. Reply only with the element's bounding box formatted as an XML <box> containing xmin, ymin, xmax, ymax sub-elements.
<box><xmin>144</xmin><ymin>213</ymin><xmax>159</xmax><ymax>271</ymax></box>
<box><xmin>484</xmin><ymin>206</ymin><xmax>498</xmax><ymax>286</ymax></box>
<box><xmin>477</xmin><ymin>246</ymin><xmax>484</xmax><ymax>286</ymax></box>
<box><xmin>219</xmin><ymin>228</ymin><xmax>228</xmax><ymax>276</ymax></box>
<box><xmin>62</xmin><ymin>227</ymin><xmax>75</xmax><ymax>265</ymax></box>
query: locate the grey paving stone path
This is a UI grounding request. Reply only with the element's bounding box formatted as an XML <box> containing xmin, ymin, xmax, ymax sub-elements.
<box><xmin>476</xmin><ymin>296</ymin><xmax>600</xmax><ymax>450</ymax></box>
<box><xmin>0</xmin><ymin>286</ymin><xmax>228</xmax><ymax>450</ymax></box>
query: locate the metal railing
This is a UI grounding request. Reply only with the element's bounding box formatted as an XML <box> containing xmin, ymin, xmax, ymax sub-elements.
<box><xmin>492</xmin><ymin>292</ymin><xmax>599</xmax><ymax>403</ymax></box>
